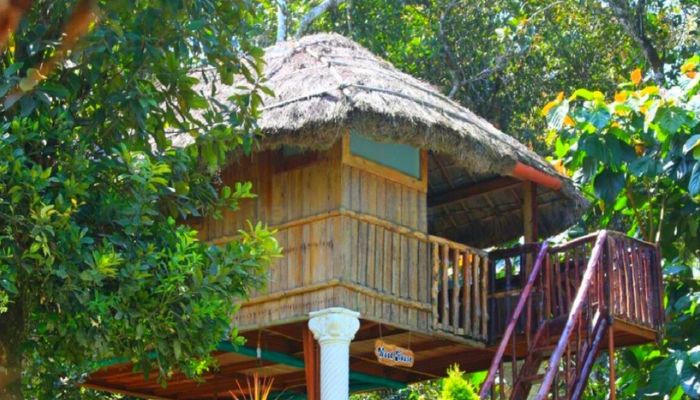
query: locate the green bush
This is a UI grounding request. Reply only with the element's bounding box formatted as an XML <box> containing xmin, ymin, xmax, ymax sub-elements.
<box><xmin>441</xmin><ymin>365</ymin><xmax>479</xmax><ymax>400</ymax></box>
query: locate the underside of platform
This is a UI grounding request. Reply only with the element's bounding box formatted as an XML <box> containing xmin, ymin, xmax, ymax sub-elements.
<box><xmin>85</xmin><ymin>314</ymin><xmax>659</xmax><ymax>399</ymax></box>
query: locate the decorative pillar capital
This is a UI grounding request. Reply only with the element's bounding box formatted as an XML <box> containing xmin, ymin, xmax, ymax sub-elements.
<box><xmin>308</xmin><ymin>307</ymin><xmax>360</xmax><ymax>345</ymax></box>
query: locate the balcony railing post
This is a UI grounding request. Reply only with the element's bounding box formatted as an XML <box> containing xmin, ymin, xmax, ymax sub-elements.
<box><xmin>431</xmin><ymin>242</ymin><xmax>439</xmax><ymax>330</ymax></box>
<box><xmin>654</xmin><ymin>243</ymin><xmax>664</xmax><ymax>332</ymax></box>
<box><xmin>602</xmin><ymin>234</ymin><xmax>612</xmax><ymax>316</ymax></box>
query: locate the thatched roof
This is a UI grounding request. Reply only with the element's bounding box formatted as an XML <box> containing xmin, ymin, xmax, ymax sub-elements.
<box><xmin>189</xmin><ymin>33</ymin><xmax>587</xmax><ymax>247</ymax></box>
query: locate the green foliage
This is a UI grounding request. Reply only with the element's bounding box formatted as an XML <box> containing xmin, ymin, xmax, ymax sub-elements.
<box><xmin>263</xmin><ymin>0</ymin><xmax>699</xmax><ymax>151</ymax></box>
<box><xmin>350</xmin><ymin>368</ymin><xmax>483</xmax><ymax>400</ymax></box>
<box><xmin>441</xmin><ymin>366</ymin><xmax>478</xmax><ymax>400</ymax></box>
<box><xmin>545</xmin><ymin>57</ymin><xmax>700</xmax><ymax>399</ymax></box>
<box><xmin>545</xmin><ymin>58</ymin><xmax>700</xmax><ymax>257</ymax></box>
<box><xmin>0</xmin><ymin>0</ymin><xmax>279</xmax><ymax>397</ymax></box>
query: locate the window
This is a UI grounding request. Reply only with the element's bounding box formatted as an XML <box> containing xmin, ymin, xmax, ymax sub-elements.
<box><xmin>342</xmin><ymin>132</ymin><xmax>427</xmax><ymax>192</ymax></box>
<box><xmin>349</xmin><ymin>132</ymin><xmax>421</xmax><ymax>178</ymax></box>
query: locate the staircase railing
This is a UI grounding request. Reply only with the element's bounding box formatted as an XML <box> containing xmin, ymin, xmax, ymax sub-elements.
<box><xmin>487</xmin><ymin>243</ymin><xmax>541</xmax><ymax>345</ymax></box>
<box><xmin>606</xmin><ymin>232</ymin><xmax>664</xmax><ymax>331</ymax></box>
<box><xmin>535</xmin><ymin>231</ymin><xmax>609</xmax><ymax>399</ymax></box>
<box><xmin>480</xmin><ymin>230</ymin><xmax>663</xmax><ymax>399</ymax></box>
<box><xmin>479</xmin><ymin>242</ymin><xmax>549</xmax><ymax>398</ymax></box>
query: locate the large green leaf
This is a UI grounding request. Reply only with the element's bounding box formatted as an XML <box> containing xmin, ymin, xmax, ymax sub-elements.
<box><xmin>685</xmin><ymin>135</ymin><xmax>700</xmax><ymax>155</ymax></box>
<box><xmin>690</xmin><ymin>162</ymin><xmax>700</xmax><ymax>197</ymax></box>
<box><xmin>593</xmin><ymin>169</ymin><xmax>625</xmax><ymax>204</ymax></box>
<box><xmin>643</xmin><ymin>357</ymin><xmax>682</xmax><ymax>396</ymax></box>
<box><xmin>690</xmin><ymin>346</ymin><xmax>700</xmax><ymax>367</ymax></box>
<box><xmin>629</xmin><ymin>156</ymin><xmax>657</xmax><ymax>177</ymax></box>
<box><xmin>656</xmin><ymin>106</ymin><xmax>692</xmax><ymax>136</ymax></box>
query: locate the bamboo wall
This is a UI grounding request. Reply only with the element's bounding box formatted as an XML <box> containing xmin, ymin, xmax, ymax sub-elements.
<box><xmin>196</xmin><ymin>140</ymin><xmax>447</xmax><ymax>336</ymax></box>
<box><xmin>340</xmin><ymin>164</ymin><xmax>427</xmax><ymax>231</ymax></box>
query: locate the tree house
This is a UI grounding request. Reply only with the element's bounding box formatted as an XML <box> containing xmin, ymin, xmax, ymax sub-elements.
<box><xmin>87</xmin><ymin>34</ymin><xmax>665</xmax><ymax>400</ymax></box>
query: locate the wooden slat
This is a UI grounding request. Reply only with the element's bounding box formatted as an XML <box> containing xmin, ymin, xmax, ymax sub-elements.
<box><xmin>634</xmin><ymin>243</ymin><xmax>649</xmax><ymax>325</ymax></box>
<box><xmin>628</xmin><ymin>241</ymin><xmax>640</xmax><ymax>322</ymax></box>
<box><xmin>481</xmin><ymin>255</ymin><xmax>489</xmax><ymax>339</ymax></box>
<box><xmin>620</xmin><ymin>239</ymin><xmax>631</xmax><ymax>319</ymax></box>
<box><xmin>441</xmin><ymin>243</ymin><xmax>450</xmax><ymax>331</ymax></box>
<box><xmin>463</xmin><ymin>252</ymin><xmax>472</xmax><ymax>336</ymax></box>
<box><xmin>432</xmin><ymin>242</ymin><xmax>440</xmax><ymax>329</ymax></box>
<box><xmin>452</xmin><ymin>248</ymin><xmax>460</xmax><ymax>334</ymax></box>
<box><xmin>473</xmin><ymin>254</ymin><xmax>482</xmax><ymax>338</ymax></box>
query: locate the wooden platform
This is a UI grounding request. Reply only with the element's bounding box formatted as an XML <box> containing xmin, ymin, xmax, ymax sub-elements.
<box><xmin>85</xmin><ymin>318</ymin><xmax>489</xmax><ymax>399</ymax></box>
<box><xmin>84</xmin><ymin>313</ymin><xmax>659</xmax><ymax>399</ymax></box>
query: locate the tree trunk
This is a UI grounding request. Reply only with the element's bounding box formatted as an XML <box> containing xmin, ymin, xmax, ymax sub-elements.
<box><xmin>607</xmin><ymin>0</ymin><xmax>664</xmax><ymax>82</ymax></box>
<box><xmin>295</xmin><ymin>0</ymin><xmax>346</xmax><ymax>38</ymax></box>
<box><xmin>0</xmin><ymin>299</ymin><xmax>23</xmax><ymax>400</ymax></box>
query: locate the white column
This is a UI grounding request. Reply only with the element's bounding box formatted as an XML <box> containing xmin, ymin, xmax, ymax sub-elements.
<box><xmin>308</xmin><ymin>307</ymin><xmax>360</xmax><ymax>400</ymax></box>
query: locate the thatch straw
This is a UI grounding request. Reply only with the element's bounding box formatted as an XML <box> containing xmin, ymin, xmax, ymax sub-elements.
<box><xmin>182</xmin><ymin>33</ymin><xmax>587</xmax><ymax>246</ymax></box>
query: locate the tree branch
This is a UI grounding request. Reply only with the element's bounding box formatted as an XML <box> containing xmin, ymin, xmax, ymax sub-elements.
<box><xmin>276</xmin><ymin>0</ymin><xmax>287</xmax><ymax>43</ymax></box>
<box><xmin>606</xmin><ymin>0</ymin><xmax>664</xmax><ymax>82</ymax></box>
<box><xmin>295</xmin><ymin>0</ymin><xmax>345</xmax><ymax>38</ymax></box>
<box><xmin>442</xmin><ymin>1</ymin><xmax>564</xmax><ymax>98</ymax></box>
<box><xmin>2</xmin><ymin>0</ymin><xmax>97</xmax><ymax>110</ymax></box>
<box><xmin>438</xmin><ymin>0</ymin><xmax>461</xmax><ymax>98</ymax></box>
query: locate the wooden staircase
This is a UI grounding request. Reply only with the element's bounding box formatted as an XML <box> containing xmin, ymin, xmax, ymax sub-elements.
<box><xmin>480</xmin><ymin>231</ymin><xmax>664</xmax><ymax>399</ymax></box>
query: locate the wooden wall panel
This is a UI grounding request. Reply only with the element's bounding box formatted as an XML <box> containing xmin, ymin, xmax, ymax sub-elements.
<box><xmin>340</xmin><ymin>164</ymin><xmax>427</xmax><ymax>231</ymax></box>
<box><xmin>196</xmin><ymin>142</ymin><xmax>439</xmax><ymax>337</ymax></box>
<box><xmin>199</xmin><ymin>146</ymin><xmax>343</xmax><ymax>242</ymax></box>
<box><xmin>340</xmin><ymin>216</ymin><xmax>432</xmax><ymax>312</ymax></box>
<box><xmin>234</xmin><ymin>285</ymin><xmax>433</xmax><ymax>334</ymax></box>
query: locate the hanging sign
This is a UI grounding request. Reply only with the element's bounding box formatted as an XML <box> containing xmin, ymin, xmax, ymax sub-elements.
<box><xmin>374</xmin><ymin>339</ymin><xmax>415</xmax><ymax>367</ymax></box>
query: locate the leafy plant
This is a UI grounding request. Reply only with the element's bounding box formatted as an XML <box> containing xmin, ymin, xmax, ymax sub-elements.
<box><xmin>229</xmin><ymin>373</ymin><xmax>275</xmax><ymax>400</ymax></box>
<box><xmin>441</xmin><ymin>365</ymin><xmax>478</xmax><ymax>400</ymax></box>
<box><xmin>544</xmin><ymin>56</ymin><xmax>700</xmax><ymax>399</ymax></box>
<box><xmin>0</xmin><ymin>1</ymin><xmax>280</xmax><ymax>398</ymax></box>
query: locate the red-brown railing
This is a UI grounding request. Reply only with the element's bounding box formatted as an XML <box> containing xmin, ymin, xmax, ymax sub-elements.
<box><xmin>480</xmin><ymin>230</ymin><xmax>663</xmax><ymax>399</ymax></box>
<box><xmin>535</xmin><ymin>231</ymin><xmax>609</xmax><ymax>399</ymax></box>
<box><xmin>487</xmin><ymin>243</ymin><xmax>540</xmax><ymax>345</ymax></box>
<box><xmin>480</xmin><ymin>243</ymin><xmax>549</xmax><ymax>398</ymax></box>
<box><xmin>606</xmin><ymin>233</ymin><xmax>664</xmax><ymax>331</ymax></box>
<box><xmin>536</xmin><ymin>231</ymin><xmax>663</xmax><ymax>399</ymax></box>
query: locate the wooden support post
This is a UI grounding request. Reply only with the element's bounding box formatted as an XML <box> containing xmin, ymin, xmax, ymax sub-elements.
<box><xmin>302</xmin><ymin>325</ymin><xmax>320</xmax><ymax>400</ymax></box>
<box><xmin>522</xmin><ymin>181</ymin><xmax>538</xmax><ymax>289</ymax></box>
<box><xmin>608</xmin><ymin>326</ymin><xmax>616</xmax><ymax>400</ymax></box>
<box><xmin>523</xmin><ymin>181</ymin><xmax>538</xmax><ymax>243</ymax></box>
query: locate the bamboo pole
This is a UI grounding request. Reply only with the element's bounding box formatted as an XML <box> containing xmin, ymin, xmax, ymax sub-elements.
<box><xmin>536</xmin><ymin>231</ymin><xmax>608</xmax><ymax>400</ymax></box>
<box><xmin>479</xmin><ymin>242</ymin><xmax>549</xmax><ymax>398</ymax></box>
<box><xmin>609</xmin><ymin>326</ymin><xmax>616</xmax><ymax>400</ymax></box>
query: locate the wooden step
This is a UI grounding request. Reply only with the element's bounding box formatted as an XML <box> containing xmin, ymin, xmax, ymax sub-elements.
<box><xmin>533</xmin><ymin>344</ymin><xmax>557</xmax><ymax>354</ymax></box>
<box><xmin>521</xmin><ymin>373</ymin><xmax>545</xmax><ymax>383</ymax></box>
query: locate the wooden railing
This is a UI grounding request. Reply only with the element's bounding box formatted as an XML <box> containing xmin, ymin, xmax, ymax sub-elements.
<box><xmin>487</xmin><ymin>243</ymin><xmax>540</xmax><ymax>344</ymax></box>
<box><xmin>431</xmin><ymin>237</ymin><xmax>489</xmax><ymax>341</ymax></box>
<box><xmin>537</xmin><ymin>232</ymin><xmax>663</xmax><ymax>399</ymax></box>
<box><xmin>480</xmin><ymin>231</ymin><xmax>664</xmax><ymax>399</ymax></box>
<box><xmin>606</xmin><ymin>232</ymin><xmax>664</xmax><ymax>331</ymax></box>
<box><xmin>536</xmin><ymin>231</ymin><xmax>609</xmax><ymax>399</ymax></box>
<box><xmin>480</xmin><ymin>243</ymin><xmax>549</xmax><ymax>398</ymax></box>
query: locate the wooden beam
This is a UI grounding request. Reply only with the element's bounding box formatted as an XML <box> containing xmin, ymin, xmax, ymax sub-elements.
<box><xmin>522</xmin><ymin>181</ymin><xmax>538</xmax><ymax>243</ymax></box>
<box><xmin>427</xmin><ymin>176</ymin><xmax>521</xmax><ymax>208</ymax></box>
<box><xmin>523</xmin><ymin>181</ymin><xmax>538</xmax><ymax>280</ymax></box>
<box><xmin>302</xmin><ymin>325</ymin><xmax>320</xmax><ymax>400</ymax></box>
